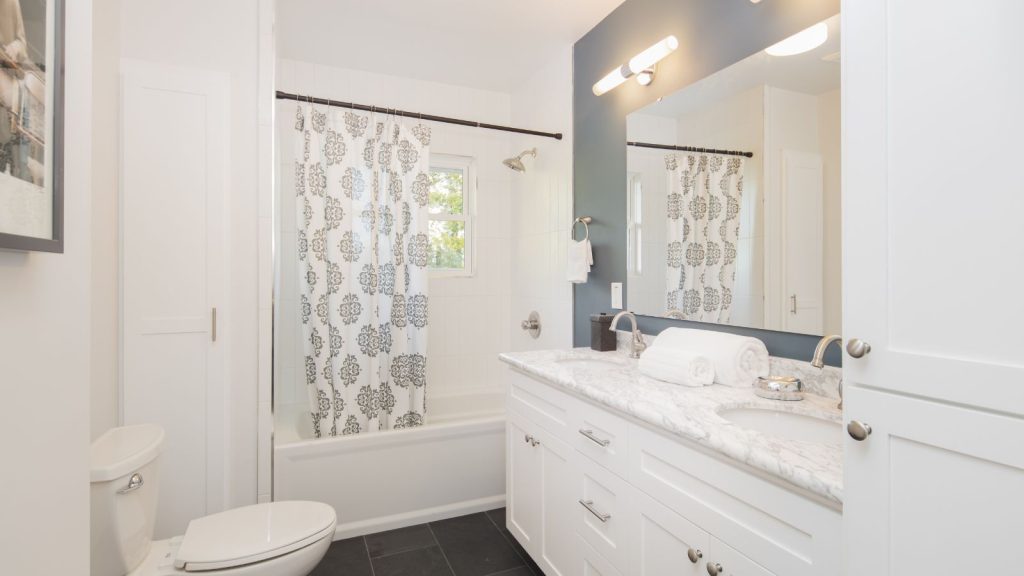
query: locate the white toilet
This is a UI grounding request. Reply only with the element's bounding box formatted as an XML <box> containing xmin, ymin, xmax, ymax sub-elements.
<box><xmin>90</xmin><ymin>424</ymin><xmax>336</xmax><ymax>576</ymax></box>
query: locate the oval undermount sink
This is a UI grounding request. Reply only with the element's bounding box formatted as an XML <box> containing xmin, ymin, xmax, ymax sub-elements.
<box><xmin>718</xmin><ymin>407</ymin><xmax>841</xmax><ymax>444</ymax></box>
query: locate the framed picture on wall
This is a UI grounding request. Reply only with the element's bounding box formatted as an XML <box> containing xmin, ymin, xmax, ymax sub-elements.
<box><xmin>0</xmin><ymin>0</ymin><xmax>64</xmax><ymax>253</ymax></box>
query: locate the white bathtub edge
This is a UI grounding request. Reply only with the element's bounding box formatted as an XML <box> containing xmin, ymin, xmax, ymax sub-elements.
<box><xmin>332</xmin><ymin>493</ymin><xmax>507</xmax><ymax>540</ymax></box>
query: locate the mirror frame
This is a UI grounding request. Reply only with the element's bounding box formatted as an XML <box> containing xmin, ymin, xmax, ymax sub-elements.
<box><xmin>571</xmin><ymin>0</ymin><xmax>841</xmax><ymax>364</ymax></box>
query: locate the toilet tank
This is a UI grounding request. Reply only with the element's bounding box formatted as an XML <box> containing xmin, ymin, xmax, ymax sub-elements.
<box><xmin>90</xmin><ymin>424</ymin><xmax>165</xmax><ymax>576</ymax></box>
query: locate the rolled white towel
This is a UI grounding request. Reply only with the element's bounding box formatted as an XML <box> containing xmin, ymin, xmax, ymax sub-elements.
<box><xmin>653</xmin><ymin>328</ymin><xmax>769</xmax><ymax>388</ymax></box>
<box><xmin>638</xmin><ymin>347</ymin><xmax>715</xmax><ymax>387</ymax></box>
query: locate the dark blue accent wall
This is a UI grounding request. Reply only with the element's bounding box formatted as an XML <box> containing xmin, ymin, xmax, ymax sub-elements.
<box><xmin>572</xmin><ymin>0</ymin><xmax>842</xmax><ymax>366</ymax></box>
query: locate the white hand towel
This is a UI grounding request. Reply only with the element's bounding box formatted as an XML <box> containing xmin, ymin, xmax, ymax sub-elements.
<box><xmin>567</xmin><ymin>239</ymin><xmax>593</xmax><ymax>283</ymax></box>
<box><xmin>638</xmin><ymin>347</ymin><xmax>715</xmax><ymax>387</ymax></box>
<box><xmin>653</xmin><ymin>328</ymin><xmax>769</xmax><ymax>388</ymax></box>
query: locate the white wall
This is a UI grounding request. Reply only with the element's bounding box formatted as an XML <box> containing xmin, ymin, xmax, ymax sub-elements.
<box><xmin>625</xmin><ymin>113</ymin><xmax>675</xmax><ymax>317</ymax></box>
<box><xmin>508</xmin><ymin>44</ymin><xmax>574</xmax><ymax>352</ymax></box>
<box><xmin>818</xmin><ymin>89</ymin><xmax>841</xmax><ymax>335</ymax></box>
<box><xmin>0</xmin><ymin>1</ymin><xmax>93</xmax><ymax>572</ymax></box>
<box><xmin>274</xmin><ymin>59</ymin><xmax>515</xmax><ymax>410</ymax></box>
<box><xmin>90</xmin><ymin>0</ymin><xmax>121</xmax><ymax>439</ymax></box>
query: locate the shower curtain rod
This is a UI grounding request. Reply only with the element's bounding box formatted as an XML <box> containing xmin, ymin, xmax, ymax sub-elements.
<box><xmin>277</xmin><ymin>90</ymin><xmax>563</xmax><ymax>140</ymax></box>
<box><xmin>627</xmin><ymin>140</ymin><xmax>753</xmax><ymax>158</ymax></box>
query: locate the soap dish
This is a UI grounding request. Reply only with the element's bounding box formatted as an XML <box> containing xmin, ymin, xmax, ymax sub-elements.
<box><xmin>754</xmin><ymin>376</ymin><xmax>804</xmax><ymax>401</ymax></box>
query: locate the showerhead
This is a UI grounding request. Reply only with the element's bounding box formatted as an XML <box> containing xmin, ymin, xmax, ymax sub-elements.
<box><xmin>503</xmin><ymin>148</ymin><xmax>537</xmax><ymax>172</ymax></box>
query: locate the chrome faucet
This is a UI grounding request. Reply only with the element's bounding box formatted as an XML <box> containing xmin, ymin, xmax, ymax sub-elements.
<box><xmin>811</xmin><ymin>335</ymin><xmax>843</xmax><ymax>409</ymax></box>
<box><xmin>609</xmin><ymin>311</ymin><xmax>647</xmax><ymax>359</ymax></box>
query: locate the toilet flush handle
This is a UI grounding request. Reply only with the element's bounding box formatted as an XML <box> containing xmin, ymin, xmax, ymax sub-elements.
<box><xmin>117</xmin><ymin>472</ymin><xmax>145</xmax><ymax>495</ymax></box>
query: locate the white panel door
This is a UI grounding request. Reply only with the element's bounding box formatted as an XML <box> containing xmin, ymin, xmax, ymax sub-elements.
<box><xmin>842</xmin><ymin>0</ymin><xmax>1024</xmax><ymax>413</ymax></box>
<box><xmin>633</xmin><ymin>490</ymin><xmax>709</xmax><ymax>576</ymax></box>
<box><xmin>536</xmin><ymin>425</ymin><xmax>576</xmax><ymax>576</ymax></box>
<box><xmin>780</xmin><ymin>150</ymin><xmax>823</xmax><ymax>335</ymax></box>
<box><xmin>121</xmin><ymin>61</ymin><xmax>228</xmax><ymax>538</ymax></box>
<box><xmin>507</xmin><ymin>415</ymin><xmax>542</xmax><ymax>551</ymax></box>
<box><xmin>844</xmin><ymin>387</ymin><xmax>1024</xmax><ymax>574</ymax></box>
<box><xmin>844</xmin><ymin>1</ymin><xmax>1024</xmax><ymax>574</ymax></box>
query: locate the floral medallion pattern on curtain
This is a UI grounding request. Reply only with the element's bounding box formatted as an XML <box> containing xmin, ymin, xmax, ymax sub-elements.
<box><xmin>665</xmin><ymin>153</ymin><xmax>745</xmax><ymax>323</ymax></box>
<box><xmin>294</xmin><ymin>104</ymin><xmax>431</xmax><ymax>437</ymax></box>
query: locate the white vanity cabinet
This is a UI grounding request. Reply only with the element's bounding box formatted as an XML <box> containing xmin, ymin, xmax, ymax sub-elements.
<box><xmin>505</xmin><ymin>369</ymin><xmax>841</xmax><ymax>576</ymax></box>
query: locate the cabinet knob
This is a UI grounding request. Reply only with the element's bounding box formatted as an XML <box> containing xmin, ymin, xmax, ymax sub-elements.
<box><xmin>707</xmin><ymin>562</ymin><xmax>723</xmax><ymax>575</ymax></box>
<box><xmin>847</xmin><ymin>420</ymin><xmax>872</xmax><ymax>441</ymax></box>
<box><xmin>846</xmin><ymin>338</ymin><xmax>871</xmax><ymax>358</ymax></box>
<box><xmin>687</xmin><ymin>548</ymin><xmax>703</xmax><ymax>563</ymax></box>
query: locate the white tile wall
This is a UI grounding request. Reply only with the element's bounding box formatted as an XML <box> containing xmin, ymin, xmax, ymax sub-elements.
<box><xmin>508</xmin><ymin>45</ymin><xmax>574</xmax><ymax>352</ymax></box>
<box><xmin>274</xmin><ymin>58</ymin><xmax>516</xmax><ymax>409</ymax></box>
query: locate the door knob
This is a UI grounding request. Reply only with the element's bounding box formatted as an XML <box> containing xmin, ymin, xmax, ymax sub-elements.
<box><xmin>707</xmin><ymin>562</ymin><xmax>723</xmax><ymax>575</ymax></box>
<box><xmin>687</xmin><ymin>548</ymin><xmax>703</xmax><ymax>563</ymax></box>
<box><xmin>846</xmin><ymin>338</ymin><xmax>871</xmax><ymax>358</ymax></box>
<box><xmin>847</xmin><ymin>420</ymin><xmax>872</xmax><ymax>441</ymax></box>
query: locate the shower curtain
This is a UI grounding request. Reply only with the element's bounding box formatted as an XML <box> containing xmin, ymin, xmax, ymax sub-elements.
<box><xmin>665</xmin><ymin>153</ymin><xmax>745</xmax><ymax>323</ymax></box>
<box><xmin>293</xmin><ymin>104</ymin><xmax>431</xmax><ymax>437</ymax></box>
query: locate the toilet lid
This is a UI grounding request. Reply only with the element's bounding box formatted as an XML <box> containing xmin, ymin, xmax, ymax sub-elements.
<box><xmin>174</xmin><ymin>501</ymin><xmax>336</xmax><ymax>571</ymax></box>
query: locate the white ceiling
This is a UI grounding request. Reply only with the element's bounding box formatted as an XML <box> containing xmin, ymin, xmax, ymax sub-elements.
<box><xmin>276</xmin><ymin>0</ymin><xmax>626</xmax><ymax>93</ymax></box>
<box><xmin>634</xmin><ymin>14</ymin><xmax>841</xmax><ymax>120</ymax></box>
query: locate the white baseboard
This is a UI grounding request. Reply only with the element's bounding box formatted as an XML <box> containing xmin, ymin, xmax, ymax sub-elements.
<box><xmin>332</xmin><ymin>494</ymin><xmax>507</xmax><ymax>540</ymax></box>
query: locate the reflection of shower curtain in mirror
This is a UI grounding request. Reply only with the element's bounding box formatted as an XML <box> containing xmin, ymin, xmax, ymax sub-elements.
<box><xmin>665</xmin><ymin>153</ymin><xmax>744</xmax><ymax>323</ymax></box>
<box><xmin>294</xmin><ymin>104</ymin><xmax>432</xmax><ymax>438</ymax></box>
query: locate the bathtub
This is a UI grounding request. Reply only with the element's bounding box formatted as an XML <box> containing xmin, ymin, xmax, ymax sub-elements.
<box><xmin>274</xmin><ymin>392</ymin><xmax>506</xmax><ymax>539</ymax></box>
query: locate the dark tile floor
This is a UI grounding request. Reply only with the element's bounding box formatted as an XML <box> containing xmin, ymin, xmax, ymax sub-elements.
<box><xmin>310</xmin><ymin>508</ymin><xmax>542</xmax><ymax>576</ymax></box>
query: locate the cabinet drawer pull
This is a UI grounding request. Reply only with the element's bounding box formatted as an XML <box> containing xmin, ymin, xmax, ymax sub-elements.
<box><xmin>707</xmin><ymin>562</ymin><xmax>723</xmax><ymax>575</ymax></box>
<box><xmin>578</xmin><ymin>499</ymin><xmax>611</xmax><ymax>522</ymax></box>
<box><xmin>687</xmin><ymin>548</ymin><xmax>703</xmax><ymax>563</ymax></box>
<box><xmin>524</xmin><ymin>434</ymin><xmax>540</xmax><ymax>447</ymax></box>
<box><xmin>578</xmin><ymin>428</ymin><xmax>611</xmax><ymax>447</ymax></box>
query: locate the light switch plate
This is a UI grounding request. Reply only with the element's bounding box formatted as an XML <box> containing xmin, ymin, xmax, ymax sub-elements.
<box><xmin>611</xmin><ymin>282</ymin><xmax>623</xmax><ymax>309</ymax></box>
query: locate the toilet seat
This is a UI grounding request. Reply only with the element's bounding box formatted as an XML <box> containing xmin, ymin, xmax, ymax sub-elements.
<box><xmin>173</xmin><ymin>501</ymin><xmax>336</xmax><ymax>572</ymax></box>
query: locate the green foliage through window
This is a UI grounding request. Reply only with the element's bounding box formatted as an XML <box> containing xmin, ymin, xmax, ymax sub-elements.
<box><xmin>428</xmin><ymin>166</ymin><xmax>468</xmax><ymax>271</ymax></box>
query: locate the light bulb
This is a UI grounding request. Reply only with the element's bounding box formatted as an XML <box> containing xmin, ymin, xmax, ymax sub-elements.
<box><xmin>765</xmin><ymin>22</ymin><xmax>828</xmax><ymax>56</ymax></box>
<box><xmin>593</xmin><ymin>65</ymin><xmax>632</xmax><ymax>96</ymax></box>
<box><xmin>628</xmin><ymin>36</ymin><xmax>679</xmax><ymax>74</ymax></box>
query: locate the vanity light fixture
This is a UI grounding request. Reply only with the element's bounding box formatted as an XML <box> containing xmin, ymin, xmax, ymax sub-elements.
<box><xmin>592</xmin><ymin>35</ymin><xmax>678</xmax><ymax>96</ymax></box>
<box><xmin>765</xmin><ymin>22</ymin><xmax>828</xmax><ymax>56</ymax></box>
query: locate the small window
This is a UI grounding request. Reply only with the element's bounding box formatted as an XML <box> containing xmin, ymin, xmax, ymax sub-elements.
<box><xmin>427</xmin><ymin>155</ymin><xmax>475</xmax><ymax>276</ymax></box>
<box><xmin>627</xmin><ymin>172</ymin><xmax>643</xmax><ymax>275</ymax></box>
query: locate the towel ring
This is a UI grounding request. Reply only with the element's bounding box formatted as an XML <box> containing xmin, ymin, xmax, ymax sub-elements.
<box><xmin>572</xmin><ymin>216</ymin><xmax>592</xmax><ymax>241</ymax></box>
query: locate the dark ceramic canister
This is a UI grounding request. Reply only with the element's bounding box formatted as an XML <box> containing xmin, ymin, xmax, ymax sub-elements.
<box><xmin>590</xmin><ymin>313</ymin><xmax>617</xmax><ymax>352</ymax></box>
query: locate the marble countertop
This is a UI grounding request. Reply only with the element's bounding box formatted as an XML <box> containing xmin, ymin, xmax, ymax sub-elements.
<box><xmin>498</xmin><ymin>347</ymin><xmax>843</xmax><ymax>505</ymax></box>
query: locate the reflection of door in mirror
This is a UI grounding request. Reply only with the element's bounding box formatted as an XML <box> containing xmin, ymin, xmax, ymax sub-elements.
<box><xmin>625</xmin><ymin>13</ymin><xmax>841</xmax><ymax>337</ymax></box>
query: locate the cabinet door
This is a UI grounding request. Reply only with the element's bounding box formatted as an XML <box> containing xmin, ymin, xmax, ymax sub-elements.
<box><xmin>705</xmin><ymin>537</ymin><xmax>776</xmax><ymax>576</ymax></box>
<box><xmin>536</xmin><ymin>425</ymin><xmax>577</xmax><ymax>576</ymax></box>
<box><xmin>578</xmin><ymin>536</ymin><xmax>623</xmax><ymax>576</ymax></box>
<box><xmin>507</xmin><ymin>415</ymin><xmax>542</xmax><ymax>550</ymax></box>
<box><xmin>843</xmin><ymin>0</ymin><xmax>1024</xmax><ymax>414</ymax></box>
<box><xmin>844</xmin><ymin>387</ymin><xmax>1024</xmax><ymax>575</ymax></box>
<box><xmin>633</xmin><ymin>490</ymin><xmax>709</xmax><ymax>576</ymax></box>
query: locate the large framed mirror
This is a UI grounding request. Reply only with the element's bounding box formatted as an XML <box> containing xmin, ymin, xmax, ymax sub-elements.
<box><xmin>625</xmin><ymin>13</ymin><xmax>840</xmax><ymax>337</ymax></box>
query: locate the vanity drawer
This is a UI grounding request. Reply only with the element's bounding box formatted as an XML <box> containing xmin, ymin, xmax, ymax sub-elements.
<box><xmin>573</xmin><ymin>449</ymin><xmax>634</xmax><ymax>574</ymax></box>
<box><xmin>507</xmin><ymin>369</ymin><xmax>573</xmax><ymax>440</ymax></box>
<box><xmin>628</xmin><ymin>425</ymin><xmax>840</xmax><ymax>576</ymax></box>
<box><xmin>577</xmin><ymin>536</ymin><xmax>623</xmax><ymax>576</ymax></box>
<box><xmin>568</xmin><ymin>398</ymin><xmax>630</xmax><ymax>479</ymax></box>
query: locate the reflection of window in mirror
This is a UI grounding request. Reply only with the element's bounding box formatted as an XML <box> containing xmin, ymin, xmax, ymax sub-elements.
<box><xmin>627</xmin><ymin>172</ymin><xmax>643</xmax><ymax>275</ymax></box>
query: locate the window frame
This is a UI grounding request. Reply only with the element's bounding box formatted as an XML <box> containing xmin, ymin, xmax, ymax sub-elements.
<box><xmin>627</xmin><ymin>171</ymin><xmax>643</xmax><ymax>276</ymax></box>
<box><xmin>427</xmin><ymin>153</ymin><xmax>476</xmax><ymax>278</ymax></box>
